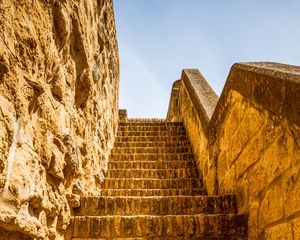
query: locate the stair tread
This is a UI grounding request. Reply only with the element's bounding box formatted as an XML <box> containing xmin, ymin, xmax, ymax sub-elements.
<box><xmin>108</xmin><ymin>160</ymin><xmax>196</xmax><ymax>164</ymax></box>
<box><xmin>75</xmin><ymin>195</ymin><xmax>237</xmax><ymax>216</ymax></box>
<box><xmin>110</xmin><ymin>153</ymin><xmax>194</xmax><ymax>161</ymax></box>
<box><xmin>99</xmin><ymin>188</ymin><xmax>204</xmax><ymax>191</ymax></box>
<box><xmin>111</xmin><ymin>153</ymin><xmax>193</xmax><ymax>155</ymax></box>
<box><xmin>98</xmin><ymin>188</ymin><xmax>206</xmax><ymax>197</ymax></box>
<box><xmin>103</xmin><ymin>177</ymin><xmax>200</xmax><ymax>179</ymax></box>
<box><xmin>114</xmin><ymin>142</ymin><xmax>190</xmax><ymax>148</ymax></box>
<box><xmin>73</xmin><ymin>238</ymin><xmax>244</xmax><ymax>240</ymax></box>
<box><xmin>113</xmin><ymin>146</ymin><xmax>190</xmax><ymax>148</ymax></box>
<box><xmin>119</xmin><ymin>122</ymin><xmax>182</xmax><ymax>125</ymax></box>
<box><xmin>112</xmin><ymin>148</ymin><xmax>192</xmax><ymax>154</ymax></box>
<box><xmin>105</xmin><ymin>169</ymin><xmax>198</xmax><ymax>178</ymax></box>
<box><xmin>115</xmin><ymin>136</ymin><xmax>189</xmax><ymax>141</ymax></box>
<box><xmin>73</xmin><ymin>213</ymin><xmax>243</xmax><ymax>217</ymax></box>
<box><xmin>78</xmin><ymin>195</ymin><xmax>234</xmax><ymax>199</ymax></box>
<box><xmin>106</xmin><ymin>169</ymin><xmax>196</xmax><ymax>172</ymax></box>
<box><xmin>101</xmin><ymin>178</ymin><xmax>203</xmax><ymax>189</ymax></box>
<box><xmin>72</xmin><ymin>214</ymin><xmax>247</xmax><ymax>238</ymax></box>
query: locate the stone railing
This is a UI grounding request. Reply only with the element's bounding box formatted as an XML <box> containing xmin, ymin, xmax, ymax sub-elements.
<box><xmin>167</xmin><ymin>62</ymin><xmax>300</xmax><ymax>239</ymax></box>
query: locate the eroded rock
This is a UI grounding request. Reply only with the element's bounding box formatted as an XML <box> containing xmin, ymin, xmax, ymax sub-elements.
<box><xmin>0</xmin><ymin>0</ymin><xmax>119</xmax><ymax>238</ymax></box>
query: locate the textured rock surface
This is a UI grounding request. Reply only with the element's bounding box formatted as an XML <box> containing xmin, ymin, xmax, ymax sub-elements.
<box><xmin>167</xmin><ymin>63</ymin><xmax>300</xmax><ymax>239</ymax></box>
<box><xmin>0</xmin><ymin>0</ymin><xmax>119</xmax><ymax>238</ymax></box>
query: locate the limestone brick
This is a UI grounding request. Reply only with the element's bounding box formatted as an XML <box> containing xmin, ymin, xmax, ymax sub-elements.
<box><xmin>264</xmin><ymin>222</ymin><xmax>293</xmax><ymax>240</ymax></box>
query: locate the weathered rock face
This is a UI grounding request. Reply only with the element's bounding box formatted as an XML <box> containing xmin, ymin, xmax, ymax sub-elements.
<box><xmin>0</xmin><ymin>0</ymin><xmax>119</xmax><ymax>238</ymax></box>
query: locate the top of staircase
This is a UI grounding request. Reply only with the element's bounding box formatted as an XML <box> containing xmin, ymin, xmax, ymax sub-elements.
<box><xmin>126</xmin><ymin>118</ymin><xmax>166</xmax><ymax>123</ymax></box>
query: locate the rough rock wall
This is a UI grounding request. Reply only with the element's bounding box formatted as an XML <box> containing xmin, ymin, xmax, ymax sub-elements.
<box><xmin>167</xmin><ymin>63</ymin><xmax>300</xmax><ymax>239</ymax></box>
<box><xmin>0</xmin><ymin>0</ymin><xmax>119</xmax><ymax>239</ymax></box>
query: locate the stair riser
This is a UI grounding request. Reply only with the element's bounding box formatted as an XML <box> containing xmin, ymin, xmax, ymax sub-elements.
<box><xmin>110</xmin><ymin>153</ymin><xmax>194</xmax><ymax>161</ymax></box>
<box><xmin>119</xmin><ymin>122</ymin><xmax>183</xmax><ymax>127</ymax></box>
<box><xmin>118</xmin><ymin>126</ymin><xmax>184</xmax><ymax>132</ymax></box>
<box><xmin>101</xmin><ymin>179</ymin><xmax>203</xmax><ymax>189</ymax></box>
<box><xmin>72</xmin><ymin>215</ymin><xmax>248</xmax><ymax>238</ymax></box>
<box><xmin>108</xmin><ymin>161</ymin><xmax>196</xmax><ymax>170</ymax></box>
<box><xmin>106</xmin><ymin>169</ymin><xmax>198</xmax><ymax>178</ymax></box>
<box><xmin>73</xmin><ymin>237</ymin><xmax>241</xmax><ymax>240</ymax></box>
<box><xmin>116</xmin><ymin>136</ymin><xmax>188</xmax><ymax>142</ymax></box>
<box><xmin>112</xmin><ymin>147</ymin><xmax>192</xmax><ymax>154</ymax></box>
<box><xmin>118</xmin><ymin>131</ymin><xmax>187</xmax><ymax>137</ymax></box>
<box><xmin>98</xmin><ymin>189</ymin><xmax>206</xmax><ymax>197</ymax></box>
<box><xmin>76</xmin><ymin>196</ymin><xmax>236</xmax><ymax>216</ymax></box>
<box><xmin>114</xmin><ymin>141</ymin><xmax>190</xmax><ymax>148</ymax></box>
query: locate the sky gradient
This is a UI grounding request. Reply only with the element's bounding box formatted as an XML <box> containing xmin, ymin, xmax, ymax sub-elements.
<box><xmin>114</xmin><ymin>0</ymin><xmax>300</xmax><ymax>118</ymax></box>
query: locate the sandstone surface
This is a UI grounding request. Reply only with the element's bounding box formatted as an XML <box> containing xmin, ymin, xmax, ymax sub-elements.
<box><xmin>0</xmin><ymin>0</ymin><xmax>119</xmax><ymax>238</ymax></box>
<box><xmin>167</xmin><ymin>63</ymin><xmax>300</xmax><ymax>239</ymax></box>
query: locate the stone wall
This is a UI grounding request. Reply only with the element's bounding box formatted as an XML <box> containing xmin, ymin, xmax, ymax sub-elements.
<box><xmin>167</xmin><ymin>62</ymin><xmax>300</xmax><ymax>239</ymax></box>
<box><xmin>0</xmin><ymin>0</ymin><xmax>119</xmax><ymax>239</ymax></box>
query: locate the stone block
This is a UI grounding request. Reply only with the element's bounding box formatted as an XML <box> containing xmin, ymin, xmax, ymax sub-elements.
<box><xmin>264</xmin><ymin>222</ymin><xmax>293</xmax><ymax>240</ymax></box>
<box><xmin>292</xmin><ymin>217</ymin><xmax>300</xmax><ymax>240</ymax></box>
<box><xmin>259</xmin><ymin>185</ymin><xmax>285</xmax><ymax>228</ymax></box>
<box><xmin>235</xmin><ymin>114</ymin><xmax>280</xmax><ymax>178</ymax></box>
<box><xmin>283</xmin><ymin>163</ymin><xmax>300</xmax><ymax>218</ymax></box>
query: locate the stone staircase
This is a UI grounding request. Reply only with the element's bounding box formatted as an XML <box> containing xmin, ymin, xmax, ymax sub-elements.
<box><xmin>71</xmin><ymin>119</ymin><xmax>247</xmax><ymax>239</ymax></box>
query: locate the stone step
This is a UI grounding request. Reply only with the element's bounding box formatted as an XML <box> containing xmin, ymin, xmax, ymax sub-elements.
<box><xmin>73</xmin><ymin>237</ymin><xmax>243</xmax><ymax>240</ymax></box>
<box><xmin>112</xmin><ymin>147</ymin><xmax>192</xmax><ymax>154</ymax></box>
<box><xmin>118</xmin><ymin>131</ymin><xmax>187</xmax><ymax>137</ymax></box>
<box><xmin>71</xmin><ymin>214</ymin><xmax>248</xmax><ymax>239</ymax></box>
<box><xmin>75</xmin><ymin>196</ymin><xmax>236</xmax><ymax>216</ymax></box>
<box><xmin>106</xmin><ymin>169</ymin><xmax>198</xmax><ymax>178</ymax></box>
<box><xmin>108</xmin><ymin>161</ymin><xmax>196</xmax><ymax>170</ymax></box>
<box><xmin>119</xmin><ymin>121</ymin><xmax>182</xmax><ymax>126</ymax></box>
<box><xmin>101</xmin><ymin>178</ymin><xmax>203</xmax><ymax>189</ymax></box>
<box><xmin>110</xmin><ymin>153</ymin><xmax>194</xmax><ymax>161</ymax></box>
<box><xmin>118</xmin><ymin>125</ymin><xmax>185</xmax><ymax>132</ymax></box>
<box><xmin>114</xmin><ymin>141</ymin><xmax>190</xmax><ymax>148</ymax></box>
<box><xmin>98</xmin><ymin>188</ymin><xmax>206</xmax><ymax>197</ymax></box>
<box><xmin>115</xmin><ymin>135</ymin><xmax>188</xmax><ymax>142</ymax></box>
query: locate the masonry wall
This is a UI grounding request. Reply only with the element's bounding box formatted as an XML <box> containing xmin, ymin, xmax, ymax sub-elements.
<box><xmin>0</xmin><ymin>0</ymin><xmax>119</xmax><ymax>239</ymax></box>
<box><xmin>167</xmin><ymin>63</ymin><xmax>300</xmax><ymax>239</ymax></box>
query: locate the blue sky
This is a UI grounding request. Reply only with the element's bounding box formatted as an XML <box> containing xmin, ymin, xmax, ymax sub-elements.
<box><xmin>114</xmin><ymin>0</ymin><xmax>300</xmax><ymax>118</ymax></box>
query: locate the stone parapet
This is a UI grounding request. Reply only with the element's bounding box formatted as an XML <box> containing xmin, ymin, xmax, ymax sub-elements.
<box><xmin>119</xmin><ymin>109</ymin><xmax>128</xmax><ymax>121</ymax></box>
<box><xmin>167</xmin><ymin>62</ymin><xmax>300</xmax><ymax>239</ymax></box>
